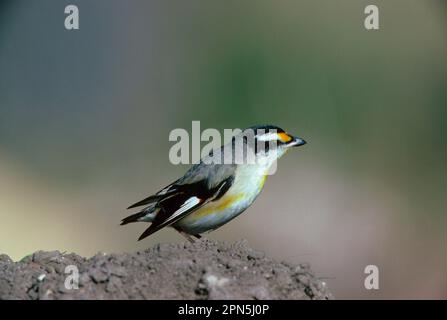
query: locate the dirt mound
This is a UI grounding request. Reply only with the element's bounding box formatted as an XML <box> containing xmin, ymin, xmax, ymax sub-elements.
<box><xmin>0</xmin><ymin>239</ymin><xmax>332</xmax><ymax>299</ymax></box>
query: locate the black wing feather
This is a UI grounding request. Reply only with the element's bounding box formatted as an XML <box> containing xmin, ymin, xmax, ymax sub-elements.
<box><xmin>127</xmin><ymin>181</ymin><xmax>179</xmax><ymax>209</ymax></box>
<box><xmin>127</xmin><ymin>194</ymin><xmax>165</xmax><ymax>209</ymax></box>
<box><xmin>136</xmin><ymin>177</ymin><xmax>234</xmax><ymax>241</ymax></box>
<box><xmin>137</xmin><ymin>194</ymin><xmax>205</xmax><ymax>240</ymax></box>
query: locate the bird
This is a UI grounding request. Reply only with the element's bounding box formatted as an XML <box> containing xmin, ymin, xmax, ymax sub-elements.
<box><xmin>121</xmin><ymin>125</ymin><xmax>306</xmax><ymax>242</ymax></box>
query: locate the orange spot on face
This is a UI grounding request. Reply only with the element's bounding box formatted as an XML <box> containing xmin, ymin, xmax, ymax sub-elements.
<box><xmin>278</xmin><ymin>132</ymin><xmax>292</xmax><ymax>143</ymax></box>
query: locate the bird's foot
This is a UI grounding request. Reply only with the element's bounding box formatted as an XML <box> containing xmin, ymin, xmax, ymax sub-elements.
<box><xmin>175</xmin><ymin>228</ymin><xmax>201</xmax><ymax>243</ymax></box>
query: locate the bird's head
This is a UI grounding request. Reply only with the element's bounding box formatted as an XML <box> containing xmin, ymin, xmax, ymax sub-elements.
<box><xmin>230</xmin><ymin>125</ymin><xmax>306</xmax><ymax>170</ymax></box>
<box><xmin>248</xmin><ymin>124</ymin><xmax>306</xmax><ymax>149</ymax></box>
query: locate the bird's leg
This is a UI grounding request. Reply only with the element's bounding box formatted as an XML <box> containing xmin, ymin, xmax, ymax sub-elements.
<box><xmin>174</xmin><ymin>227</ymin><xmax>196</xmax><ymax>243</ymax></box>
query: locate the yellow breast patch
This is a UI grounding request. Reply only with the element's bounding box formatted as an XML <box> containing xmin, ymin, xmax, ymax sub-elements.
<box><xmin>191</xmin><ymin>193</ymin><xmax>245</xmax><ymax>219</ymax></box>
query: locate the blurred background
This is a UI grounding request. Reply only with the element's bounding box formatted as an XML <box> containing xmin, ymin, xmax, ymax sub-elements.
<box><xmin>0</xmin><ymin>0</ymin><xmax>446</xmax><ymax>299</ymax></box>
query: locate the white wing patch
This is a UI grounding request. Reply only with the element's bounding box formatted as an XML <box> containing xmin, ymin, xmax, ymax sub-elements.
<box><xmin>164</xmin><ymin>196</ymin><xmax>201</xmax><ymax>225</ymax></box>
<box><xmin>158</xmin><ymin>184</ymin><xmax>175</xmax><ymax>195</ymax></box>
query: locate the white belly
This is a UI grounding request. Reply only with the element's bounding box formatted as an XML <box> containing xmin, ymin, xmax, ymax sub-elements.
<box><xmin>175</xmin><ymin>164</ymin><xmax>268</xmax><ymax>234</ymax></box>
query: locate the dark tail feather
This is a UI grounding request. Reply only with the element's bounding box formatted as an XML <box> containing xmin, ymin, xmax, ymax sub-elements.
<box><xmin>138</xmin><ymin>225</ymin><xmax>158</xmax><ymax>241</ymax></box>
<box><xmin>127</xmin><ymin>195</ymin><xmax>163</xmax><ymax>209</ymax></box>
<box><xmin>120</xmin><ymin>210</ymin><xmax>147</xmax><ymax>225</ymax></box>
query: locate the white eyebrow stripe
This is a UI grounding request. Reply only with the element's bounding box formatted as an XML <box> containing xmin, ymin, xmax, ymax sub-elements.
<box><xmin>257</xmin><ymin>132</ymin><xmax>279</xmax><ymax>141</ymax></box>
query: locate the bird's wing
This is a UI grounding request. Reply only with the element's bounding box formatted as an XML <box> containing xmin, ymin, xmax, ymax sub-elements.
<box><xmin>137</xmin><ymin>171</ymin><xmax>234</xmax><ymax>240</ymax></box>
<box><xmin>127</xmin><ymin>180</ymin><xmax>180</xmax><ymax>209</ymax></box>
<box><xmin>127</xmin><ymin>160</ymin><xmax>236</xmax><ymax>210</ymax></box>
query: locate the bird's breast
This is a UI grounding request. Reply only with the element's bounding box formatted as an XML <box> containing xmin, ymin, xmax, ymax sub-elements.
<box><xmin>176</xmin><ymin>165</ymin><xmax>268</xmax><ymax>233</ymax></box>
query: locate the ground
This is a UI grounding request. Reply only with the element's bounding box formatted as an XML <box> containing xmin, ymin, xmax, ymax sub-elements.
<box><xmin>0</xmin><ymin>239</ymin><xmax>332</xmax><ymax>299</ymax></box>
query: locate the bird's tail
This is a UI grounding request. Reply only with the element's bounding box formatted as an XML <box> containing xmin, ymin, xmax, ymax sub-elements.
<box><xmin>121</xmin><ymin>204</ymin><xmax>158</xmax><ymax>225</ymax></box>
<box><xmin>120</xmin><ymin>210</ymin><xmax>148</xmax><ymax>225</ymax></box>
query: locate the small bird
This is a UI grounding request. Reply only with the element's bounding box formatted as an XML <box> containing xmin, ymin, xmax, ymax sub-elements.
<box><xmin>121</xmin><ymin>125</ymin><xmax>306</xmax><ymax>242</ymax></box>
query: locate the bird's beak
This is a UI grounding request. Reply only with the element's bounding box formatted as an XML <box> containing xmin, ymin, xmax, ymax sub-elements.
<box><xmin>288</xmin><ymin>136</ymin><xmax>306</xmax><ymax>147</ymax></box>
